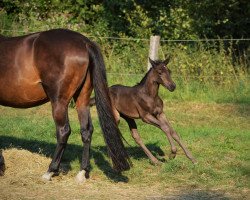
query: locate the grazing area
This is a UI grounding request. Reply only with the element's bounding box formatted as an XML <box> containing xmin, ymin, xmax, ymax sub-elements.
<box><xmin>0</xmin><ymin>101</ymin><xmax>249</xmax><ymax>199</ymax></box>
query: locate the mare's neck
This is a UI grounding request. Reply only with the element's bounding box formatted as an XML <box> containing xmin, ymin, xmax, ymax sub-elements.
<box><xmin>139</xmin><ymin>70</ymin><xmax>159</xmax><ymax>97</ymax></box>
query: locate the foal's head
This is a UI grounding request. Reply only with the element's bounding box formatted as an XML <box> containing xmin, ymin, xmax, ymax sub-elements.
<box><xmin>149</xmin><ymin>57</ymin><xmax>176</xmax><ymax>92</ymax></box>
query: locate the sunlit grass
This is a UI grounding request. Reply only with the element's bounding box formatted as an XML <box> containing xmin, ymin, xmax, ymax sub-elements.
<box><xmin>0</xmin><ymin>101</ymin><xmax>249</xmax><ymax>197</ymax></box>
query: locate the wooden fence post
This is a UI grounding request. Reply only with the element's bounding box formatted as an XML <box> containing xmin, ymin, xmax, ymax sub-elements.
<box><xmin>148</xmin><ymin>35</ymin><xmax>160</xmax><ymax>70</ymax></box>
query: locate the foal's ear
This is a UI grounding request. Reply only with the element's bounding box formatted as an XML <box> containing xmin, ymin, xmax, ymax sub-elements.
<box><xmin>149</xmin><ymin>57</ymin><xmax>157</xmax><ymax>67</ymax></box>
<box><xmin>163</xmin><ymin>55</ymin><xmax>171</xmax><ymax>65</ymax></box>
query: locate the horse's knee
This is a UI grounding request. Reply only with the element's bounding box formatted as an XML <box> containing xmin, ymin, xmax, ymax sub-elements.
<box><xmin>81</xmin><ymin>128</ymin><xmax>92</xmax><ymax>143</ymax></box>
<box><xmin>161</xmin><ymin>125</ymin><xmax>171</xmax><ymax>133</ymax></box>
<box><xmin>57</xmin><ymin>123</ymin><xmax>71</xmax><ymax>144</ymax></box>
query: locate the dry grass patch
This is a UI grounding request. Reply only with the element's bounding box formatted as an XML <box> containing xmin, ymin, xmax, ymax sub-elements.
<box><xmin>0</xmin><ymin>148</ymin><xmax>163</xmax><ymax>200</ymax></box>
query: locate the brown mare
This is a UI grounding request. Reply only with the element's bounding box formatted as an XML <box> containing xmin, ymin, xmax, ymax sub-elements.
<box><xmin>0</xmin><ymin>29</ymin><xmax>130</xmax><ymax>182</ymax></box>
<box><xmin>91</xmin><ymin>57</ymin><xmax>197</xmax><ymax>165</ymax></box>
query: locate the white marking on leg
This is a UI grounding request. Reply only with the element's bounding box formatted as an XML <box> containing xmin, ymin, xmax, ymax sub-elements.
<box><xmin>75</xmin><ymin>170</ymin><xmax>86</xmax><ymax>183</ymax></box>
<box><xmin>42</xmin><ymin>172</ymin><xmax>53</xmax><ymax>181</ymax></box>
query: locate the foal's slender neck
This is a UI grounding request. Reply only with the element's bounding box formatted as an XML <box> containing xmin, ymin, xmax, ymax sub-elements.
<box><xmin>139</xmin><ymin>68</ymin><xmax>159</xmax><ymax>97</ymax></box>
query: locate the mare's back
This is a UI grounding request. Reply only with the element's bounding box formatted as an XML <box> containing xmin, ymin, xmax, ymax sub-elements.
<box><xmin>0</xmin><ymin>33</ymin><xmax>39</xmax><ymax>76</ymax></box>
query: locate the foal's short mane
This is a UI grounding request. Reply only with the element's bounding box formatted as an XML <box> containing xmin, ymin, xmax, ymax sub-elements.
<box><xmin>136</xmin><ymin>59</ymin><xmax>163</xmax><ymax>86</ymax></box>
<box><xmin>136</xmin><ymin>67</ymin><xmax>153</xmax><ymax>86</ymax></box>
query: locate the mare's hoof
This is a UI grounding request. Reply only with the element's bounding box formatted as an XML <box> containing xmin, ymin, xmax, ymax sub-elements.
<box><xmin>0</xmin><ymin>170</ymin><xmax>4</xmax><ymax>176</ymax></box>
<box><xmin>75</xmin><ymin>170</ymin><xmax>87</xmax><ymax>184</ymax></box>
<box><xmin>0</xmin><ymin>164</ymin><xmax>5</xmax><ymax>176</ymax></box>
<box><xmin>42</xmin><ymin>172</ymin><xmax>53</xmax><ymax>181</ymax></box>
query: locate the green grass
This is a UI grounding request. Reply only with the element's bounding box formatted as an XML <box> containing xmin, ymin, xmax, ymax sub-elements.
<box><xmin>0</xmin><ymin>101</ymin><xmax>249</xmax><ymax>198</ymax></box>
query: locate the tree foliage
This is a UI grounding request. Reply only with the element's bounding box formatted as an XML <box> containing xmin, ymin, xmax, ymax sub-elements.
<box><xmin>0</xmin><ymin>0</ymin><xmax>249</xmax><ymax>39</ymax></box>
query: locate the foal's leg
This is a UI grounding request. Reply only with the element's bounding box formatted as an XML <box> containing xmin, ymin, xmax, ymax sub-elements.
<box><xmin>74</xmin><ymin>71</ymin><xmax>94</xmax><ymax>183</ymax></box>
<box><xmin>122</xmin><ymin>116</ymin><xmax>160</xmax><ymax>164</ymax></box>
<box><xmin>42</xmin><ymin>100</ymin><xmax>71</xmax><ymax>180</ymax></box>
<box><xmin>157</xmin><ymin>113</ymin><xmax>197</xmax><ymax>164</ymax></box>
<box><xmin>141</xmin><ymin>114</ymin><xmax>178</xmax><ymax>160</ymax></box>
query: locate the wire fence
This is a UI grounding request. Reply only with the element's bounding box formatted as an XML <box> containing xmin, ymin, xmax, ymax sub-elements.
<box><xmin>1</xmin><ymin>28</ymin><xmax>249</xmax><ymax>79</ymax></box>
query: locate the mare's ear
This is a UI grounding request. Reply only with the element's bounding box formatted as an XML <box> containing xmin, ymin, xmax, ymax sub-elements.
<box><xmin>149</xmin><ymin>57</ymin><xmax>157</xmax><ymax>67</ymax></box>
<box><xmin>163</xmin><ymin>55</ymin><xmax>171</xmax><ymax>65</ymax></box>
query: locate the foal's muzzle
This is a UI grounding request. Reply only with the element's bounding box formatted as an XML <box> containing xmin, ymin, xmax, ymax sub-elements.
<box><xmin>167</xmin><ymin>83</ymin><xmax>176</xmax><ymax>92</ymax></box>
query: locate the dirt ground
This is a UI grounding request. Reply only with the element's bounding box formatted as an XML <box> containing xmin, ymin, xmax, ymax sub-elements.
<box><xmin>0</xmin><ymin>148</ymin><xmax>249</xmax><ymax>200</ymax></box>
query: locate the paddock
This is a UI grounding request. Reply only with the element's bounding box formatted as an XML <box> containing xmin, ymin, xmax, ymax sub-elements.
<box><xmin>0</xmin><ymin>102</ymin><xmax>249</xmax><ymax>199</ymax></box>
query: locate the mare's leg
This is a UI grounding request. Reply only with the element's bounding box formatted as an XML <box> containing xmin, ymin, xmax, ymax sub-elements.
<box><xmin>0</xmin><ymin>149</ymin><xmax>5</xmax><ymax>176</ymax></box>
<box><xmin>157</xmin><ymin>113</ymin><xmax>197</xmax><ymax>164</ymax></box>
<box><xmin>74</xmin><ymin>71</ymin><xmax>94</xmax><ymax>183</ymax></box>
<box><xmin>122</xmin><ymin>116</ymin><xmax>160</xmax><ymax>164</ymax></box>
<box><xmin>42</xmin><ymin>100</ymin><xmax>71</xmax><ymax>180</ymax></box>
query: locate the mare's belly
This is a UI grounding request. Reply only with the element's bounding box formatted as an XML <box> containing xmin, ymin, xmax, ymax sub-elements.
<box><xmin>0</xmin><ymin>34</ymin><xmax>48</xmax><ymax>108</ymax></box>
<box><xmin>0</xmin><ymin>75</ymin><xmax>48</xmax><ymax>108</ymax></box>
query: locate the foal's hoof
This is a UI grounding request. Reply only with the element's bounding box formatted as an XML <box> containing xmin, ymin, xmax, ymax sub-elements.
<box><xmin>42</xmin><ymin>172</ymin><xmax>53</xmax><ymax>181</ymax></box>
<box><xmin>192</xmin><ymin>159</ymin><xmax>198</xmax><ymax>165</ymax></box>
<box><xmin>75</xmin><ymin>170</ymin><xmax>87</xmax><ymax>184</ymax></box>
<box><xmin>151</xmin><ymin>160</ymin><xmax>160</xmax><ymax>166</ymax></box>
<box><xmin>150</xmin><ymin>158</ymin><xmax>163</xmax><ymax>166</ymax></box>
<box><xmin>169</xmin><ymin>152</ymin><xmax>176</xmax><ymax>160</ymax></box>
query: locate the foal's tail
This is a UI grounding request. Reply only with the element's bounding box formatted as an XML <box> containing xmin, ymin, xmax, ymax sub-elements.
<box><xmin>87</xmin><ymin>42</ymin><xmax>130</xmax><ymax>172</ymax></box>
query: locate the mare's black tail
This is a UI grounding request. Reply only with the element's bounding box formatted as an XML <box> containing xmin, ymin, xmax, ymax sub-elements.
<box><xmin>87</xmin><ymin>42</ymin><xmax>130</xmax><ymax>171</ymax></box>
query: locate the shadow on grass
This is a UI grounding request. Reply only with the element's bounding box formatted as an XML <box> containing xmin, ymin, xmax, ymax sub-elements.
<box><xmin>146</xmin><ymin>189</ymin><xmax>230</xmax><ymax>200</ymax></box>
<box><xmin>0</xmin><ymin>135</ymin><xmax>164</xmax><ymax>182</ymax></box>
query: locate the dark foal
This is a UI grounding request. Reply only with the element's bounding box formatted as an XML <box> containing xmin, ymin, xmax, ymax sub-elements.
<box><xmin>0</xmin><ymin>29</ymin><xmax>130</xmax><ymax>182</ymax></box>
<box><xmin>91</xmin><ymin>57</ymin><xmax>197</xmax><ymax>164</ymax></box>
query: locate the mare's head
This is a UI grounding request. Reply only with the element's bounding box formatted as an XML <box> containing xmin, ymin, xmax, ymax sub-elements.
<box><xmin>149</xmin><ymin>56</ymin><xmax>176</xmax><ymax>92</ymax></box>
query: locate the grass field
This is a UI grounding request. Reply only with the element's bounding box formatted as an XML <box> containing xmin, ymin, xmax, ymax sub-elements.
<box><xmin>0</xmin><ymin>100</ymin><xmax>249</xmax><ymax>199</ymax></box>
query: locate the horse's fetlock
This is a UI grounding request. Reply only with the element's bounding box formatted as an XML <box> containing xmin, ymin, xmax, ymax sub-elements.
<box><xmin>82</xmin><ymin>134</ymin><xmax>91</xmax><ymax>143</ymax></box>
<box><xmin>172</xmin><ymin>147</ymin><xmax>177</xmax><ymax>154</ymax></box>
<box><xmin>81</xmin><ymin>128</ymin><xmax>92</xmax><ymax>143</ymax></box>
<box><xmin>49</xmin><ymin>163</ymin><xmax>59</xmax><ymax>173</ymax></box>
